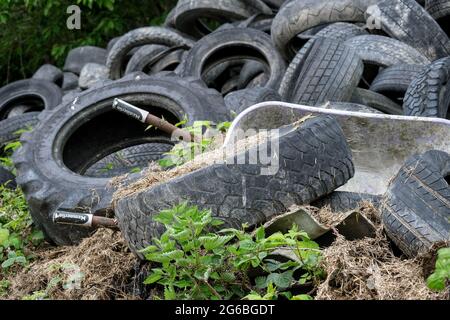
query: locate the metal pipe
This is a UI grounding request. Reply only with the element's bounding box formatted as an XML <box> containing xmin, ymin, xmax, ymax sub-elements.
<box><xmin>53</xmin><ymin>210</ymin><xmax>118</xmax><ymax>230</ymax></box>
<box><xmin>112</xmin><ymin>98</ymin><xmax>193</xmax><ymax>142</ymax></box>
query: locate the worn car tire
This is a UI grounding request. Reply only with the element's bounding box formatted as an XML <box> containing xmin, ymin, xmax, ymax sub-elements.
<box><xmin>278</xmin><ymin>23</ymin><xmax>366</xmax><ymax>99</ymax></box>
<box><xmin>85</xmin><ymin>139</ymin><xmax>174</xmax><ymax>178</ymax></box>
<box><xmin>311</xmin><ymin>191</ymin><xmax>381</xmax><ymax>213</ymax></box>
<box><xmin>12</xmin><ymin>75</ymin><xmax>230</xmax><ymax>246</ymax></box>
<box><xmin>107</xmin><ymin>27</ymin><xmax>194</xmax><ymax>79</ymax></box>
<box><xmin>370</xmin><ymin>64</ymin><xmax>425</xmax><ymax>102</ymax></box>
<box><xmin>114</xmin><ymin>115</ymin><xmax>355</xmax><ymax>257</ymax></box>
<box><xmin>271</xmin><ymin>0</ymin><xmax>378</xmax><ymax>59</ymax></box>
<box><xmin>61</xmin><ymin>72</ymin><xmax>79</xmax><ymax>91</ymax></box>
<box><xmin>287</xmin><ymin>38</ymin><xmax>363</xmax><ymax>105</ymax></box>
<box><xmin>0</xmin><ymin>79</ymin><xmax>62</xmax><ymax>120</ymax></box>
<box><xmin>376</xmin><ymin>0</ymin><xmax>450</xmax><ymax>61</ymax></box>
<box><xmin>344</xmin><ymin>35</ymin><xmax>429</xmax><ymax>67</ymax></box>
<box><xmin>178</xmin><ymin>28</ymin><xmax>286</xmax><ymax>90</ymax></box>
<box><xmin>63</xmin><ymin>46</ymin><xmax>107</xmax><ymax>75</ymax></box>
<box><xmin>382</xmin><ymin>150</ymin><xmax>450</xmax><ymax>257</ymax></box>
<box><xmin>32</xmin><ymin>64</ymin><xmax>63</xmax><ymax>86</ymax></box>
<box><xmin>224</xmin><ymin>87</ymin><xmax>281</xmax><ymax>115</ymax></box>
<box><xmin>164</xmin><ymin>0</ymin><xmax>264</xmax><ymax>38</ymax></box>
<box><xmin>124</xmin><ymin>45</ymin><xmax>168</xmax><ymax>75</ymax></box>
<box><xmin>351</xmin><ymin>88</ymin><xmax>403</xmax><ymax>115</ymax></box>
<box><xmin>403</xmin><ymin>57</ymin><xmax>450</xmax><ymax>118</ymax></box>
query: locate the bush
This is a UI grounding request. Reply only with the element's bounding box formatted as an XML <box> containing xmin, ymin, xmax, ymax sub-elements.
<box><xmin>0</xmin><ymin>0</ymin><xmax>176</xmax><ymax>86</ymax></box>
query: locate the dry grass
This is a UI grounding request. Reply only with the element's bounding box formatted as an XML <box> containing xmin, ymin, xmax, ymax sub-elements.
<box><xmin>315</xmin><ymin>203</ymin><xmax>448</xmax><ymax>300</ymax></box>
<box><xmin>5</xmin><ymin>229</ymin><xmax>138</xmax><ymax>300</ymax></box>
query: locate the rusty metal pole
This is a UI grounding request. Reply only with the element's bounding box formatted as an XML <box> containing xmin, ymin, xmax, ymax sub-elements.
<box><xmin>112</xmin><ymin>98</ymin><xmax>193</xmax><ymax>142</ymax></box>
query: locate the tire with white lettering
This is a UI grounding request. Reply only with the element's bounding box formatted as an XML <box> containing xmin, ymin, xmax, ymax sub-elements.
<box><xmin>114</xmin><ymin>115</ymin><xmax>355</xmax><ymax>257</ymax></box>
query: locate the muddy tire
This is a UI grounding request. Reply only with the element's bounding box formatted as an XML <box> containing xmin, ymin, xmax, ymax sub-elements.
<box><xmin>178</xmin><ymin>28</ymin><xmax>286</xmax><ymax>90</ymax></box>
<box><xmin>376</xmin><ymin>0</ymin><xmax>450</xmax><ymax>61</ymax></box>
<box><xmin>403</xmin><ymin>57</ymin><xmax>450</xmax><ymax>118</ymax></box>
<box><xmin>164</xmin><ymin>0</ymin><xmax>263</xmax><ymax>38</ymax></box>
<box><xmin>63</xmin><ymin>46</ymin><xmax>107</xmax><ymax>75</ymax></box>
<box><xmin>224</xmin><ymin>87</ymin><xmax>281</xmax><ymax>115</ymax></box>
<box><xmin>344</xmin><ymin>35</ymin><xmax>429</xmax><ymax>67</ymax></box>
<box><xmin>382</xmin><ymin>150</ymin><xmax>450</xmax><ymax>257</ymax></box>
<box><xmin>351</xmin><ymin>88</ymin><xmax>403</xmax><ymax>115</ymax></box>
<box><xmin>0</xmin><ymin>80</ymin><xmax>62</xmax><ymax>120</ymax></box>
<box><xmin>312</xmin><ymin>192</ymin><xmax>381</xmax><ymax>213</ymax></box>
<box><xmin>114</xmin><ymin>115</ymin><xmax>355</xmax><ymax>257</ymax></box>
<box><xmin>285</xmin><ymin>38</ymin><xmax>363</xmax><ymax>105</ymax></box>
<box><xmin>370</xmin><ymin>64</ymin><xmax>425</xmax><ymax>102</ymax></box>
<box><xmin>12</xmin><ymin>75</ymin><xmax>230</xmax><ymax>246</ymax></box>
<box><xmin>106</xmin><ymin>27</ymin><xmax>194</xmax><ymax>80</ymax></box>
<box><xmin>271</xmin><ymin>0</ymin><xmax>377</xmax><ymax>59</ymax></box>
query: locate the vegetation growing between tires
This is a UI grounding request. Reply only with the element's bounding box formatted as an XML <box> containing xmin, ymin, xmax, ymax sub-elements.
<box><xmin>141</xmin><ymin>203</ymin><xmax>324</xmax><ymax>300</ymax></box>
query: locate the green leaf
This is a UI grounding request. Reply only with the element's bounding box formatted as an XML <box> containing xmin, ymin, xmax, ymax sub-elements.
<box><xmin>0</xmin><ymin>229</ymin><xmax>9</xmax><ymax>246</ymax></box>
<box><xmin>427</xmin><ymin>272</ymin><xmax>447</xmax><ymax>292</ymax></box>
<box><xmin>164</xmin><ymin>286</ymin><xmax>177</xmax><ymax>300</ymax></box>
<box><xmin>291</xmin><ymin>294</ymin><xmax>313</xmax><ymax>300</ymax></box>
<box><xmin>144</xmin><ymin>272</ymin><xmax>163</xmax><ymax>285</ymax></box>
<box><xmin>1</xmin><ymin>257</ymin><xmax>16</xmax><ymax>269</ymax></box>
<box><xmin>255</xmin><ymin>226</ymin><xmax>265</xmax><ymax>241</ymax></box>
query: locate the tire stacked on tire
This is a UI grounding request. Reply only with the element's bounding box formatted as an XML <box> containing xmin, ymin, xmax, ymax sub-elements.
<box><xmin>0</xmin><ymin>0</ymin><xmax>447</xmax><ymax>258</ymax></box>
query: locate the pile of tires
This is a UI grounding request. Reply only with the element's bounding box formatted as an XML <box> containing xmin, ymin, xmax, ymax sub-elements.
<box><xmin>0</xmin><ymin>0</ymin><xmax>448</xmax><ymax>258</ymax></box>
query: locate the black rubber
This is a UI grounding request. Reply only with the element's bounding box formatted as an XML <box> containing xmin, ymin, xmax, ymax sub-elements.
<box><xmin>61</xmin><ymin>72</ymin><xmax>79</xmax><ymax>91</ymax></box>
<box><xmin>382</xmin><ymin>150</ymin><xmax>450</xmax><ymax>258</ymax></box>
<box><xmin>124</xmin><ymin>45</ymin><xmax>168</xmax><ymax>75</ymax></box>
<box><xmin>238</xmin><ymin>61</ymin><xmax>267</xmax><ymax>89</ymax></box>
<box><xmin>85</xmin><ymin>140</ymin><xmax>174</xmax><ymax>178</ymax></box>
<box><xmin>13</xmin><ymin>75</ymin><xmax>230</xmax><ymax>246</ymax></box>
<box><xmin>370</xmin><ymin>64</ymin><xmax>425</xmax><ymax>102</ymax></box>
<box><xmin>311</xmin><ymin>191</ymin><xmax>381</xmax><ymax>213</ymax></box>
<box><xmin>278</xmin><ymin>23</ymin><xmax>367</xmax><ymax>100</ymax></box>
<box><xmin>271</xmin><ymin>0</ymin><xmax>378</xmax><ymax>59</ymax></box>
<box><xmin>114</xmin><ymin>115</ymin><xmax>355</xmax><ymax>257</ymax></box>
<box><xmin>426</xmin><ymin>0</ymin><xmax>450</xmax><ymax>36</ymax></box>
<box><xmin>351</xmin><ymin>88</ymin><xmax>403</xmax><ymax>115</ymax></box>
<box><xmin>376</xmin><ymin>0</ymin><xmax>450</xmax><ymax>61</ymax></box>
<box><xmin>164</xmin><ymin>0</ymin><xmax>264</xmax><ymax>38</ymax></box>
<box><xmin>344</xmin><ymin>35</ymin><xmax>430</xmax><ymax>67</ymax></box>
<box><xmin>178</xmin><ymin>27</ymin><xmax>286</xmax><ymax>91</ymax></box>
<box><xmin>32</xmin><ymin>64</ymin><xmax>64</xmax><ymax>86</ymax></box>
<box><xmin>0</xmin><ymin>79</ymin><xmax>62</xmax><ymax>120</ymax></box>
<box><xmin>63</xmin><ymin>46</ymin><xmax>107</xmax><ymax>75</ymax></box>
<box><xmin>286</xmin><ymin>38</ymin><xmax>363</xmax><ymax>105</ymax></box>
<box><xmin>0</xmin><ymin>112</ymin><xmax>39</xmax><ymax>152</ymax></box>
<box><xmin>106</xmin><ymin>27</ymin><xmax>194</xmax><ymax>80</ymax></box>
<box><xmin>224</xmin><ymin>87</ymin><xmax>281</xmax><ymax>115</ymax></box>
<box><xmin>0</xmin><ymin>166</ymin><xmax>16</xmax><ymax>189</ymax></box>
<box><xmin>403</xmin><ymin>57</ymin><xmax>450</xmax><ymax>118</ymax></box>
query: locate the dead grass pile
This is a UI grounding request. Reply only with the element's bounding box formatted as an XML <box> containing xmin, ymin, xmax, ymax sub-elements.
<box><xmin>316</xmin><ymin>202</ymin><xmax>448</xmax><ymax>300</ymax></box>
<box><xmin>6</xmin><ymin>229</ymin><xmax>137</xmax><ymax>300</ymax></box>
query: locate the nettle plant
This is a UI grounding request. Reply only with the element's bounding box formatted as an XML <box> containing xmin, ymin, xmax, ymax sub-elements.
<box><xmin>427</xmin><ymin>247</ymin><xmax>450</xmax><ymax>292</ymax></box>
<box><xmin>142</xmin><ymin>203</ymin><xmax>324</xmax><ymax>300</ymax></box>
<box><xmin>158</xmin><ymin>120</ymin><xmax>231</xmax><ymax>168</ymax></box>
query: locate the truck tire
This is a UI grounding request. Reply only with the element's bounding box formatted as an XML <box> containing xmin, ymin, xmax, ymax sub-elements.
<box><xmin>13</xmin><ymin>75</ymin><xmax>230</xmax><ymax>246</ymax></box>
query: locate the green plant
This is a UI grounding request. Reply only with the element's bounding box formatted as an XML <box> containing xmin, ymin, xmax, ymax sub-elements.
<box><xmin>0</xmin><ymin>0</ymin><xmax>177</xmax><ymax>86</ymax></box>
<box><xmin>142</xmin><ymin>203</ymin><xmax>324</xmax><ymax>300</ymax></box>
<box><xmin>427</xmin><ymin>247</ymin><xmax>450</xmax><ymax>292</ymax></box>
<box><xmin>0</xmin><ymin>184</ymin><xmax>44</xmax><ymax>272</ymax></box>
<box><xmin>158</xmin><ymin>121</ymin><xmax>231</xmax><ymax>168</ymax></box>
